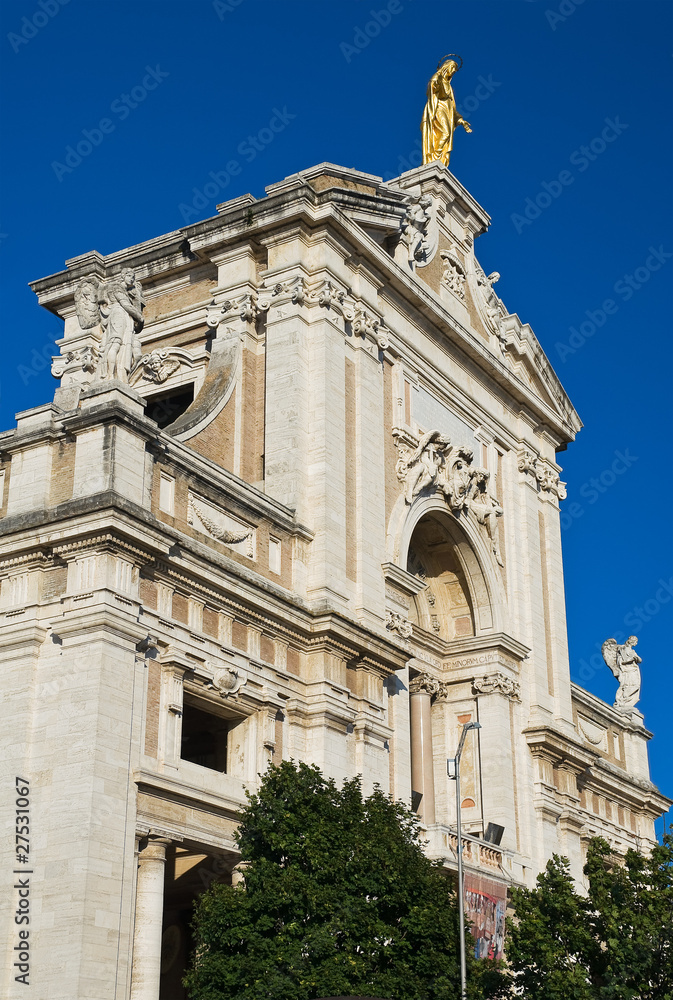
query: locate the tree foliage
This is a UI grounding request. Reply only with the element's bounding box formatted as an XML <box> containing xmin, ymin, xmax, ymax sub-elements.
<box><xmin>506</xmin><ymin>834</ymin><xmax>673</xmax><ymax>1000</ymax></box>
<box><xmin>185</xmin><ymin>760</ymin><xmax>501</xmax><ymax>1000</ymax></box>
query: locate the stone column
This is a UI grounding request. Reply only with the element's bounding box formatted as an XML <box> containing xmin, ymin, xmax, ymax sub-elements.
<box><xmin>409</xmin><ymin>673</ymin><xmax>438</xmax><ymax>825</ymax></box>
<box><xmin>130</xmin><ymin>837</ymin><xmax>171</xmax><ymax>1000</ymax></box>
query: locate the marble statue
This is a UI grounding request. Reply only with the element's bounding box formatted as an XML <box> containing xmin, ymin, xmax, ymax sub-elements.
<box><xmin>402</xmin><ymin>195</ymin><xmax>433</xmax><ymax>263</ymax></box>
<box><xmin>421</xmin><ymin>55</ymin><xmax>472</xmax><ymax>167</ymax></box>
<box><xmin>396</xmin><ymin>429</ymin><xmax>451</xmax><ymax>504</ymax></box>
<box><xmin>602</xmin><ymin>636</ymin><xmax>642</xmax><ymax>713</ymax></box>
<box><xmin>75</xmin><ymin>269</ymin><xmax>146</xmax><ymax>383</ymax></box>
<box><xmin>468</xmin><ymin>468</ymin><xmax>504</xmax><ymax>566</ymax></box>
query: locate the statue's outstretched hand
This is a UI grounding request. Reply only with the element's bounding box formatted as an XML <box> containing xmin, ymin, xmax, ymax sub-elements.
<box><xmin>461</xmin><ymin>120</ymin><xmax>472</xmax><ymax>133</ymax></box>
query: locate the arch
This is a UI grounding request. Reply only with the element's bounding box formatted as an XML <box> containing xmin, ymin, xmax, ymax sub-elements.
<box><xmin>386</xmin><ymin>493</ymin><xmax>506</xmax><ymax>636</ymax></box>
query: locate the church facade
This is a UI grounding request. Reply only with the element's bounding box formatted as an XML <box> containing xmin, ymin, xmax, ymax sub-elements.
<box><xmin>1</xmin><ymin>161</ymin><xmax>668</xmax><ymax>999</ymax></box>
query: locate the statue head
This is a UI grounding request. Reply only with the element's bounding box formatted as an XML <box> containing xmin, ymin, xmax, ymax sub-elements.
<box><xmin>121</xmin><ymin>268</ymin><xmax>136</xmax><ymax>289</ymax></box>
<box><xmin>627</xmin><ymin>635</ymin><xmax>638</xmax><ymax>647</ymax></box>
<box><xmin>437</xmin><ymin>53</ymin><xmax>463</xmax><ymax>79</ymax></box>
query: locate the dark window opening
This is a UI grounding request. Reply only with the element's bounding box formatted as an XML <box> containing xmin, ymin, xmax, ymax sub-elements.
<box><xmin>180</xmin><ymin>701</ymin><xmax>231</xmax><ymax>772</ymax></box>
<box><xmin>145</xmin><ymin>384</ymin><xmax>194</xmax><ymax>429</ymax></box>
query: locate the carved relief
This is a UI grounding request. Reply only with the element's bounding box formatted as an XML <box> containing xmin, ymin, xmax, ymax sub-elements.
<box><xmin>343</xmin><ymin>306</ymin><xmax>390</xmax><ymax>349</ymax></box>
<box><xmin>206</xmin><ymin>291</ymin><xmax>269</xmax><ymax>329</ymax></box>
<box><xmin>408</xmin><ymin>672</ymin><xmax>439</xmax><ymax>696</ymax></box>
<box><xmin>130</xmin><ymin>348</ymin><xmax>182</xmax><ymax>385</ymax></box>
<box><xmin>472</xmin><ymin>673</ymin><xmax>521</xmax><ymax>702</ymax></box>
<box><xmin>440</xmin><ymin>248</ymin><xmax>466</xmax><ymax>300</ymax></box>
<box><xmin>270</xmin><ymin>276</ymin><xmax>306</xmax><ymax>305</ymax></box>
<box><xmin>535</xmin><ymin>464</ymin><xmax>567</xmax><ymax>501</ymax></box>
<box><xmin>394</xmin><ymin>428</ymin><xmax>504</xmax><ymax>563</ymax></box>
<box><xmin>577</xmin><ymin>714</ymin><xmax>608</xmax><ymax>750</ymax></box>
<box><xmin>518</xmin><ymin>448</ymin><xmax>567</xmax><ymax>501</ymax></box>
<box><xmin>385</xmin><ymin>611</ymin><xmax>413</xmax><ymax>639</ymax></box>
<box><xmin>51</xmin><ymin>345</ymin><xmax>100</xmax><ymax>382</ymax></box>
<box><xmin>401</xmin><ymin>194</ymin><xmax>435</xmax><ymax>265</ymax></box>
<box><xmin>517</xmin><ymin>448</ymin><xmax>538</xmax><ymax>475</ymax></box>
<box><xmin>395</xmin><ymin>429</ymin><xmax>452</xmax><ymax>504</ymax></box>
<box><xmin>207</xmin><ymin>665</ymin><xmax>247</xmax><ymax>698</ymax></box>
<box><xmin>473</xmin><ymin>258</ymin><xmax>506</xmax><ymax>344</ymax></box>
<box><xmin>468</xmin><ymin>468</ymin><xmax>504</xmax><ymax>566</ymax></box>
<box><xmin>188</xmin><ymin>494</ymin><xmax>254</xmax><ymax>558</ymax></box>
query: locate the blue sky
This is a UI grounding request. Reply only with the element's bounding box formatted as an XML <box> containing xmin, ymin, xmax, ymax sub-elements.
<box><xmin>1</xmin><ymin>0</ymin><xmax>671</xmax><ymax>830</ymax></box>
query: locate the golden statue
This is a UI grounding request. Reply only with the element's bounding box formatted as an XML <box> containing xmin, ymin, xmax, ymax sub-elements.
<box><xmin>421</xmin><ymin>55</ymin><xmax>472</xmax><ymax>167</ymax></box>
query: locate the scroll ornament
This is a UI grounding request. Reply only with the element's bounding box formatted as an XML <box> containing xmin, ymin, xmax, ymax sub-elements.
<box><xmin>472</xmin><ymin>672</ymin><xmax>521</xmax><ymax>702</ymax></box>
<box><xmin>409</xmin><ymin>672</ymin><xmax>440</xmax><ymax>696</ymax></box>
<box><xmin>517</xmin><ymin>449</ymin><xmax>567</xmax><ymax>501</ymax></box>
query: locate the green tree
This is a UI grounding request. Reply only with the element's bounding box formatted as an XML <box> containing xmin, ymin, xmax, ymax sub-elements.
<box><xmin>506</xmin><ymin>834</ymin><xmax>673</xmax><ymax>999</ymax></box>
<box><xmin>185</xmin><ymin>760</ymin><xmax>503</xmax><ymax>1000</ymax></box>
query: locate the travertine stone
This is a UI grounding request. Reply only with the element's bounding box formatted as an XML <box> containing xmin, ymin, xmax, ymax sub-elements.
<box><xmin>0</xmin><ymin>159</ymin><xmax>668</xmax><ymax>999</ymax></box>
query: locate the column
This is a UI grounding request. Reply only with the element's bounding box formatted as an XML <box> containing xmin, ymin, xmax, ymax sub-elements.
<box><xmin>130</xmin><ymin>837</ymin><xmax>170</xmax><ymax>1000</ymax></box>
<box><xmin>409</xmin><ymin>673</ymin><xmax>438</xmax><ymax>825</ymax></box>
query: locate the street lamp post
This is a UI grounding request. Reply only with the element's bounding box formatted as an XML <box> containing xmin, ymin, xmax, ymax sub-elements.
<box><xmin>447</xmin><ymin>721</ymin><xmax>481</xmax><ymax>1000</ymax></box>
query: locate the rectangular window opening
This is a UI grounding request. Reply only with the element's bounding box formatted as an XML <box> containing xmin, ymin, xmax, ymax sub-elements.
<box><xmin>180</xmin><ymin>698</ymin><xmax>240</xmax><ymax>774</ymax></box>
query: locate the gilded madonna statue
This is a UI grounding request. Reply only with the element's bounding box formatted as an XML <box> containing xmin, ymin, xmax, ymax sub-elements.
<box><xmin>421</xmin><ymin>55</ymin><xmax>472</xmax><ymax>167</ymax></box>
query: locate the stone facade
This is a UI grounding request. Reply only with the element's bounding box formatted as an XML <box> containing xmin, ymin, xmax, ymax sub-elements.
<box><xmin>1</xmin><ymin>161</ymin><xmax>669</xmax><ymax>998</ymax></box>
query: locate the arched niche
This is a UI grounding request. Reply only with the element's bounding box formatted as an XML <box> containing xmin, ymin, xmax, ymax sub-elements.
<box><xmin>389</xmin><ymin>495</ymin><xmax>505</xmax><ymax>637</ymax></box>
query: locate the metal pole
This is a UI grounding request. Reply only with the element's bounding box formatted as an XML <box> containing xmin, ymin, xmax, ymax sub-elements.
<box><xmin>448</xmin><ymin>721</ymin><xmax>480</xmax><ymax>1000</ymax></box>
<box><xmin>456</xmin><ymin>748</ymin><xmax>466</xmax><ymax>1000</ymax></box>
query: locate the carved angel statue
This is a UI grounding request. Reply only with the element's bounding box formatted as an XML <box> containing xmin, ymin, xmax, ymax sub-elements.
<box><xmin>421</xmin><ymin>55</ymin><xmax>472</xmax><ymax>167</ymax></box>
<box><xmin>396</xmin><ymin>429</ymin><xmax>451</xmax><ymax>504</ymax></box>
<box><xmin>402</xmin><ymin>195</ymin><xmax>433</xmax><ymax>263</ymax></box>
<box><xmin>75</xmin><ymin>269</ymin><xmax>145</xmax><ymax>383</ymax></box>
<box><xmin>602</xmin><ymin>636</ymin><xmax>642</xmax><ymax>713</ymax></box>
<box><xmin>467</xmin><ymin>468</ymin><xmax>504</xmax><ymax>566</ymax></box>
